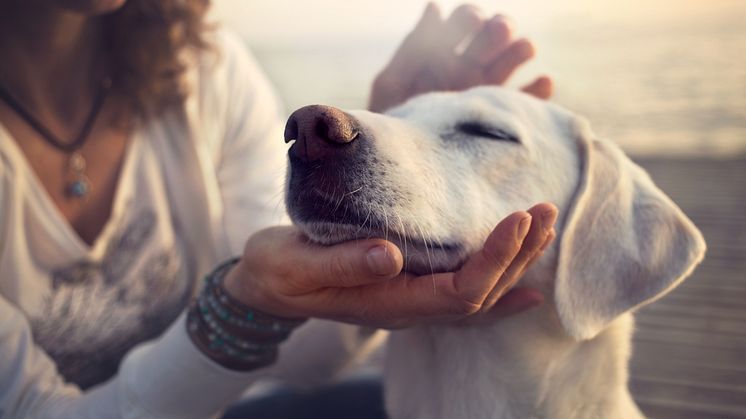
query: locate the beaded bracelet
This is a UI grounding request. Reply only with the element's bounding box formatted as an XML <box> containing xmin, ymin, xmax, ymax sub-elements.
<box><xmin>186</xmin><ymin>258</ymin><xmax>306</xmax><ymax>371</ymax></box>
<box><xmin>204</xmin><ymin>265</ymin><xmax>304</xmax><ymax>334</ymax></box>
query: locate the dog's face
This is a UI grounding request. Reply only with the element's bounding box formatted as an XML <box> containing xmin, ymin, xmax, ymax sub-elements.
<box><xmin>285</xmin><ymin>87</ymin><xmax>579</xmax><ymax>275</ymax></box>
<box><xmin>285</xmin><ymin>86</ymin><xmax>705</xmax><ymax>340</ymax></box>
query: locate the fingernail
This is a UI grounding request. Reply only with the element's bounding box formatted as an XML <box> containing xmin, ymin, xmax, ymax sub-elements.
<box><xmin>540</xmin><ymin>228</ymin><xmax>556</xmax><ymax>251</ymax></box>
<box><xmin>367</xmin><ymin>246</ymin><xmax>396</xmax><ymax>276</ymax></box>
<box><xmin>541</xmin><ymin>209</ymin><xmax>558</xmax><ymax>232</ymax></box>
<box><xmin>516</xmin><ymin>215</ymin><xmax>532</xmax><ymax>241</ymax></box>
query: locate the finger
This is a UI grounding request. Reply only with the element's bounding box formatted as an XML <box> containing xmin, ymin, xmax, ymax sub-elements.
<box><xmin>410</xmin><ymin>2</ymin><xmax>443</xmax><ymax>44</ymax></box>
<box><xmin>518</xmin><ymin>228</ymin><xmax>556</xmax><ymax>278</ymax></box>
<box><xmin>307</xmin><ymin>267</ymin><xmax>511</xmax><ymax>327</ymax></box>
<box><xmin>442</xmin><ymin>4</ymin><xmax>484</xmax><ymax>51</ymax></box>
<box><xmin>521</xmin><ymin>76</ymin><xmax>553</xmax><ymax>100</ymax></box>
<box><xmin>479</xmin><ymin>204</ymin><xmax>558</xmax><ymax>311</ymax></box>
<box><xmin>251</xmin><ymin>228</ymin><xmax>404</xmax><ymax>292</ymax></box>
<box><xmin>416</xmin><ymin>5</ymin><xmax>484</xmax><ymax>92</ymax></box>
<box><xmin>315</xmin><ymin>240</ymin><xmax>404</xmax><ymax>289</ymax></box>
<box><xmin>450</xmin><ymin>211</ymin><xmax>533</xmax><ymax>307</ymax></box>
<box><xmin>485</xmin><ymin>38</ymin><xmax>536</xmax><ymax>85</ymax></box>
<box><xmin>379</xmin><ymin>2</ymin><xmax>444</xmax><ymax>88</ymax></box>
<box><xmin>461</xmin><ymin>15</ymin><xmax>513</xmax><ymax>66</ymax></box>
<box><xmin>540</xmin><ymin>227</ymin><xmax>556</xmax><ymax>252</ymax></box>
<box><xmin>497</xmin><ymin>204</ymin><xmax>557</xmax><ymax>285</ymax></box>
<box><xmin>384</xmin><ymin>2</ymin><xmax>442</xmax><ymax>78</ymax></box>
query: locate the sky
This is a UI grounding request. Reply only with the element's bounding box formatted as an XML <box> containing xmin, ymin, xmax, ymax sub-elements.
<box><xmin>211</xmin><ymin>0</ymin><xmax>745</xmax><ymax>46</ymax></box>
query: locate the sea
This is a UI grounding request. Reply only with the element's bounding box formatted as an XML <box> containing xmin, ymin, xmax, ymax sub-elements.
<box><xmin>244</xmin><ymin>13</ymin><xmax>746</xmax><ymax>157</ymax></box>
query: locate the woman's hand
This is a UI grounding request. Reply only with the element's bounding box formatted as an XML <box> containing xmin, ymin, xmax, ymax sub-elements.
<box><xmin>369</xmin><ymin>3</ymin><xmax>553</xmax><ymax>113</ymax></box>
<box><xmin>223</xmin><ymin>203</ymin><xmax>557</xmax><ymax>329</ymax></box>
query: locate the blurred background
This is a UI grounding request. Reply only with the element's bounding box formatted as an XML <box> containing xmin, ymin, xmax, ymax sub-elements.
<box><xmin>211</xmin><ymin>0</ymin><xmax>746</xmax><ymax>156</ymax></box>
<box><xmin>213</xmin><ymin>1</ymin><xmax>746</xmax><ymax>418</ymax></box>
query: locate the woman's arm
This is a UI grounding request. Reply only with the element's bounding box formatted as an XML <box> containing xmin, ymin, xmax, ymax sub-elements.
<box><xmin>0</xmin><ymin>294</ymin><xmax>90</xmax><ymax>418</ymax></box>
<box><xmin>0</xmin><ymin>288</ymin><xmax>300</xmax><ymax>419</ymax></box>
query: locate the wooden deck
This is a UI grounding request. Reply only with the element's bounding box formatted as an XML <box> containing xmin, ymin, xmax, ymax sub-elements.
<box><xmin>629</xmin><ymin>156</ymin><xmax>746</xmax><ymax>419</ymax></box>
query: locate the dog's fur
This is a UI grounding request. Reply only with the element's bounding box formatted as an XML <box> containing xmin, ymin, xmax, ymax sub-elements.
<box><xmin>285</xmin><ymin>87</ymin><xmax>706</xmax><ymax>419</ymax></box>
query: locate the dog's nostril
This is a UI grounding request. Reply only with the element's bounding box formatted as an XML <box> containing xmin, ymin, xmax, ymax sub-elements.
<box><xmin>284</xmin><ymin>118</ymin><xmax>299</xmax><ymax>144</ymax></box>
<box><xmin>315</xmin><ymin>119</ymin><xmax>331</xmax><ymax>142</ymax></box>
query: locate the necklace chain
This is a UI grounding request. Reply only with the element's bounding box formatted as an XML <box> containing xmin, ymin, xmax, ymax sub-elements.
<box><xmin>0</xmin><ymin>77</ymin><xmax>111</xmax><ymax>153</ymax></box>
<box><xmin>0</xmin><ymin>77</ymin><xmax>112</xmax><ymax>199</ymax></box>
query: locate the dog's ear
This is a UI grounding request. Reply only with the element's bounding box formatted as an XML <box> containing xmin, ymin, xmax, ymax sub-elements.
<box><xmin>554</xmin><ymin>119</ymin><xmax>706</xmax><ymax>340</ymax></box>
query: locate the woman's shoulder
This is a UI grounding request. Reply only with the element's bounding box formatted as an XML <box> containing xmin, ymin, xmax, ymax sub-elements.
<box><xmin>183</xmin><ymin>28</ymin><xmax>284</xmax><ymax>156</ymax></box>
<box><xmin>191</xmin><ymin>28</ymin><xmax>282</xmax><ymax>114</ymax></box>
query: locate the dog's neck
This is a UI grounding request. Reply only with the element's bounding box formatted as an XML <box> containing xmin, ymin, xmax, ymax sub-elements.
<box><xmin>383</xmin><ymin>256</ymin><xmax>645</xmax><ymax>419</ymax></box>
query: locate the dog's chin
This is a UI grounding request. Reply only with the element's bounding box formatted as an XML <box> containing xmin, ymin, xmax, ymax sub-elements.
<box><xmin>296</xmin><ymin>221</ymin><xmax>468</xmax><ymax>276</ymax></box>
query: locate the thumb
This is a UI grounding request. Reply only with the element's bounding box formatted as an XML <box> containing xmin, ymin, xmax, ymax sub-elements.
<box><xmin>301</xmin><ymin>238</ymin><xmax>404</xmax><ymax>289</ymax></box>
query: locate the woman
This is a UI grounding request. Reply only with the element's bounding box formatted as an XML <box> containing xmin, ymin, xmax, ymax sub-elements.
<box><xmin>0</xmin><ymin>0</ymin><xmax>556</xmax><ymax>417</ymax></box>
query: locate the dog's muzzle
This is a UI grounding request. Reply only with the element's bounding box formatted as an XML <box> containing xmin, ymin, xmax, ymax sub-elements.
<box><xmin>284</xmin><ymin>104</ymin><xmax>375</xmax><ymax>227</ymax></box>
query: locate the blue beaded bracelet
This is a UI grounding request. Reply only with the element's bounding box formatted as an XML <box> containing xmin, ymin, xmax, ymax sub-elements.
<box><xmin>186</xmin><ymin>258</ymin><xmax>305</xmax><ymax>370</ymax></box>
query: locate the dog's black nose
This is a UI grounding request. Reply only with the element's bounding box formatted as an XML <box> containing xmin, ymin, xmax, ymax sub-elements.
<box><xmin>284</xmin><ymin>105</ymin><xmax>360</xmax><ymax>162</ymax></box>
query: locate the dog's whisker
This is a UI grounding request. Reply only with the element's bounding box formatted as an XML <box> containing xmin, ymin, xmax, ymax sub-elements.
<box><xmin>382</xmin><ymin>206</ymin><xmax>390</xmax><ymax>246</ymax></box>
<box><xmin>331</xmin><ymin>168</ymin><xmax>347</xmax><ymax>211</ymax></box>
<box><xmin>344</xmin><ymin>186</ymin><xmax>364</xmax><ymax>197</ymax></box>
<box><xmin>332</xmin><ymin>189</ymin><xmax>346</xmax><ymax>213</ymax></box>
<box><xmin>394</xmin><ymin>212</ymin><xmax>408</xmax><ymax>273</ymax></box>
<box><xmin>414</xmin><ymin>220</ymin><xmax>437</xmax><ymax>294</ymax></box>
<box><xmin>355</xmin><ymin>207</ymin><xmax>373</xmax><ymax>236</ymax></box>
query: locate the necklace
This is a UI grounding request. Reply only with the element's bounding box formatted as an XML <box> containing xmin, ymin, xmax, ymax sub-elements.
<box><xmin>0</xmin><ymin>77</ymin><xmax>111</xmax><ymax>199</ymax></box>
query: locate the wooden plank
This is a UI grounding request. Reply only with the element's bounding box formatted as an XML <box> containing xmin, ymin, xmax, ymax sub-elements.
<box><xmin>631</xmin><ymin>379</ymin><xmax>746</xmax><ymax>416</ymax></box>
<box><xmin>631</xmin><ymin>360</ymin><xmax>746</xmax><ymax>389</ymax></box>
<box><xmin>635</xmin><ymin>400</ymin><xmax>746</xmax><ymax>419</ymax></box>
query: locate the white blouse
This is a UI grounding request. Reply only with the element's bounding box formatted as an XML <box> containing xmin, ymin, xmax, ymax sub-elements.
<box><xmin>0</xmin><ymin>30</ymin><xmax>377</xmax><ymax>419</ymax></box>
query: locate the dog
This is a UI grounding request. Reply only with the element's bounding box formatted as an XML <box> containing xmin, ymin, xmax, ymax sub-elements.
<box><xmin>283</xmin><ymin>86</ymin><xmax>706</xmax><ymax>419</ymax></box>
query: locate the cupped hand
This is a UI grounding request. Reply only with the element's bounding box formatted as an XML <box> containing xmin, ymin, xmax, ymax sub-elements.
<box><xmin>223</xmin><ymin>203</ymin><xmax>558</xmax><ymax>329</ymax></box>
<box><xmin>369</xmin><ymin>3</ymin><xmax>553</xmax><ymax>113</ymax></box>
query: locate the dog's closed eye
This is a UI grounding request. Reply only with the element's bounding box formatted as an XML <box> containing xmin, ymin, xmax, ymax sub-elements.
<box><xmin>454</xmin><ymin>122</ymin><xmax>520</xmax><ymax>143</ymax></box>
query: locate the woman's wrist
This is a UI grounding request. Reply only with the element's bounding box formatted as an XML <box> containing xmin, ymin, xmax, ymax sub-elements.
<box><xmin>186</xmin><ymin>258</ymin><xmax>306</xmax><ymax>371</ymax></box>
<box><xmin>222</xmin><ymin>256</ymin><xmax>307</xmax><ymax>319</ymax></box>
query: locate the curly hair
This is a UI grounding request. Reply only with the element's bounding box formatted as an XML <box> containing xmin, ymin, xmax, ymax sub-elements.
<box><xmin>104</xmin><ymin>0</ymin><xmax>212</xmax><ymax>118</ymax></box>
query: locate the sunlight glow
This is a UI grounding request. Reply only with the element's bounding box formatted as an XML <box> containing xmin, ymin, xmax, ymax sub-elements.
<box><xmin>212</xmin><ymin>0</ymin><xmax>743</xmax><ymax>45</ymax></box>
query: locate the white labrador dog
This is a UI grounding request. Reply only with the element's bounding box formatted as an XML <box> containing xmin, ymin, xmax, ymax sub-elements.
<box><xmin>283</xmin><ymin>87</ymin><xmax>706</xmax><ymax>419</ymax></box>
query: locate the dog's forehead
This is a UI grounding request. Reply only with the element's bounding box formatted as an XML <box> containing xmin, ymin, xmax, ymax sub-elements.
<box><xmin>388</xmin><ymin>86</ymin><xmax>555</xmax><ymax>125</ymax></box>
<box><xmin>383</xmin><ymin>86</ymin><xmax>577</xmax><ymax>156</ymax></box>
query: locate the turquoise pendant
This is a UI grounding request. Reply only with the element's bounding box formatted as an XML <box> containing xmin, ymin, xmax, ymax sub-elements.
<box><xmin>66</xmin><ymin>152</ymin><xmax>90</xmax><ymax>199</ymax></box>
<box><xmin>68</xmin><ymin>179</ymin><xmax>90</xmax><ymax>197</ymax></box>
